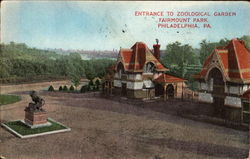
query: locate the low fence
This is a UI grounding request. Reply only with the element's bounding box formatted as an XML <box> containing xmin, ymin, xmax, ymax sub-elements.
<box><xmin>180</xmin><ymin>87</ymin><xmax>199</xmax><ymax>102</ymax></box>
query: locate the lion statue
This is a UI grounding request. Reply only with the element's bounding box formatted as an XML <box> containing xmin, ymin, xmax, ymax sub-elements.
<box><xmin>25</xmin><ymin>91</ymin><xmax>45</xmax><ymax>111</ymax></box>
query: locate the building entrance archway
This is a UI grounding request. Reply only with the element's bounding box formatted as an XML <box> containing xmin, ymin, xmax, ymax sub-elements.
<box><xmin>155</xmin><ymin>84</ymin><xmax>164</xmax><ymax>97</ymax></box>
<box><xmin>166</xmin><ymin>84</ymin><xmax>175</xmax><ymax>98</ymax></box>
<box><xmin>208</xmin><ymin>67</ymin><xmax>225</xmax><ymax>117</ymax></box>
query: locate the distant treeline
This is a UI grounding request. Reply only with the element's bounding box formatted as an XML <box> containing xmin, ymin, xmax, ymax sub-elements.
<box><xmin>0</xmin><ymin>35</ymin><xmax>249</xmax><ymax>85</ymax></box>
<box><xmin>0</xmin><ymin>42</ymin><xmax>115</xmax><ymax>84</ymax></box>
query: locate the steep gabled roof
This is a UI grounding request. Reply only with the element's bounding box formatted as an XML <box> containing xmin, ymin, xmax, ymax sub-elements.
<box><xmin>195</xmin><ymin>39</ymin><xmax>250</xmax><ymax>83</ymax></box>
<box><xmin>118</xmin><ymin>42</ymin><xmax>168</xmax><ymax>72</ymax></box>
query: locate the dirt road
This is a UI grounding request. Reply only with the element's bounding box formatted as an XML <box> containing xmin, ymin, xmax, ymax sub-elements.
<box><xmin>0</xmin><ymin>82</ymin><xmax>248</xmax><ymax>159</ymax></box>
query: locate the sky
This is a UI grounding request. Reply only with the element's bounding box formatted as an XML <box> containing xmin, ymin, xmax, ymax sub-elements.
<box><xmin>1</xmin><ymin>1</ymin><xmax>250</xmax><ymax>50</ymax></box>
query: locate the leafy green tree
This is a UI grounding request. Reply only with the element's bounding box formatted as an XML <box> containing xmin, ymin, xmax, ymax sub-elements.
<box><xmin>59</xmin><ymin>86</ymin><xmax>63</xmax><ymax>91</ymax></box>
<box><xmin>239</xmin><ymin>35</ymin><xmax>250</xmax><ymax>51</ymax></box>
<box><xmin>70</xmin><ymin>74</ymin><xmax>81</xmax><ymax>89</ymax></box>
<box><xmin>199</xmin><ymin>40</ymin><xmax>211</xmax><ymax>65</ymax></box>
<box><xmin>0</xmin><ymin>58</ymin><xmax>11</xmax><ymax>78</ymax></box>
<box><xmin>95</xmin><ymin>79</ymin><xmax>100</xmax><ymax>90</ymax></box>
<box><xmin>84</xmin><ymin>62</ymin><xmax>96</xmax><ymax>80</ymax></box>
<box><xmin>199</xmin><ymin>38</ymin><xmax>230</xmax><ymax>65</ymax></box>
<box><xmin>162</xmin><ymin>41</ymin><xmax>199</xmax><ymax>78</ymax></box>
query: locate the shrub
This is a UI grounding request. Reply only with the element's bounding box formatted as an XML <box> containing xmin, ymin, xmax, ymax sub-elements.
<box><xmin>59</xmin><ymin>86</ymin><xmax>63</xmax><ymax>91</ymax></box>
<box><xmin>63</xmin><ymin>85</ymin><xmax>68</xmax><ymax>92</ymax></box>
<box><xmin>69</xmin><ymin>85</ymin><xmax>74</xmax><ymax>91</ymax></box>
<box><xmin>48</xmin><ymin>85</ymin><xmax>54</xmax><ymax>91</ymax></box>
<box><xmin>95</xmin><ymin>79</ymin><xmax>100</xmax><ymax>86</ymax></box>
<box><xmin>95</xmin><ymin>79</ymin><xmax>100</xmax><ymax>90</ymax></box>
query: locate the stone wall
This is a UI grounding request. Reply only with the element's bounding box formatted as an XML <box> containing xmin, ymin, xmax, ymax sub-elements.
<box><xmin>113</xmin><ymin>87</ymin><xmax>155</xmax><ymax>99</ymax></box>
<box><xmin>127</xmin><ymin>89</ymin><xmax>148</xmax><ymax>99</ymax></box>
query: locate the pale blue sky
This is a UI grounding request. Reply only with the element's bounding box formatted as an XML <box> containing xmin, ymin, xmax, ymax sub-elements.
<box><xmin>1</xmin><ymin>1</ymin><xmax>250</xmax><ymax>50</ymax></box>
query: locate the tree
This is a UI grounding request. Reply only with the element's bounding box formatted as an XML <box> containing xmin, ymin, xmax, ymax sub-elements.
<box><xmin>0</xmin><ymin>58</ymin><xmax>11</xmax><ymax>78</ymax></box>
<box><xmin>84</xmin><ymin>61</ymin><xmax>96</xmax><ymax>80</ymax></box>
<box><xmin>162</xmin><ymin>41</ymin><xmax>199</xmax><ymax>78</ymax></box>
<box><xmin>95</xmin><ymin>79</ymin><xmax>100</xmax><ymax>89</ymax></box>
<box><xmin>199</xmin><ymin>40</ymin><xmax>211</xmax><ymax>65</ymax></box>
<box><xmin>239</xmin><ymin>35</ymin><xmax>250</xmax><ymax>51</ymax></box>
<box><xmin>199</xmin><ymin>38</ymin><xmax>230</xmax><ymax>65</ymax></box>
<box><xmin>48</xmin><ymin>85</ymin><xmax>55</xmax><ymax>91</ymax></box>
<box><xmin>59</xmin><ymin>86</ymin><xmax>63</xmax><ymax>91</ymax></box>
<box><xmin>70</xmin><ymin>73</ymin><xmax>81</xmax><ymax>90</ymax></box>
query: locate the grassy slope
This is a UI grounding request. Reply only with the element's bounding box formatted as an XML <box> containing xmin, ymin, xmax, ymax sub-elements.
<box><xmin>5</xmin><ymin>119</ymin><xmax>67</xmax><ymax>135</ymax></box>
<box><xmin>0</xmin><ymin>94</ymin><xmax>21</xmax><ymax>106</ymax></box>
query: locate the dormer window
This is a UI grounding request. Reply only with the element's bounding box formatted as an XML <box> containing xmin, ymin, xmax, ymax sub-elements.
<box><xmin>144</xmin><ymin>62</ymin><xmax>155</xmax><ymax>73</ymax></box>
<box><xmin>117</xmin><ymin>62</ymin><xmax>125</xmax><ymax>78</ymax></box>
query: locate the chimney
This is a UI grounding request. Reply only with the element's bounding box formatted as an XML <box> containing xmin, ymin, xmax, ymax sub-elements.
<box><xmin>153</xmin><ymin>39</ymin><xmax>160</xmax><ymax>60</ymax></box>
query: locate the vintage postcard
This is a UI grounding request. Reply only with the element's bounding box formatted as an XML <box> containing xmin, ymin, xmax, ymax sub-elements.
<box><xmin>0</xmin><ymin>1</ymin><xmax>250</xmax><ymax>159</ymax></box>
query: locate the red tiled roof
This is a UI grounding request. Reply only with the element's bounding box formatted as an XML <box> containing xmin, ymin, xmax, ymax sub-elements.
<box><xmin>154</xmin><ymin>73</ymin><xmax>186</xmax><ymax>83</ymax></box>
<box><xmin>242</xmin><ymin>89</ymin><xmax>250</xmax><ymax>99</ymax></box>
<box><xmin>118</xmin><ymin>42</ymin><xmax>168</xmax><ymax>72</ymax></box>
<box><xmin>195</xmin><ymin>39</ymin><xmax>250</xmax><ymax>83</ymax></box>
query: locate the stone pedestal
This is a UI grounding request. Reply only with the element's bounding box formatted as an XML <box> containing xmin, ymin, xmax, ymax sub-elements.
<box><xmin>24</xmin><ymin>109</ymin><xmax>50</xmax><ymax>128</ymax></box>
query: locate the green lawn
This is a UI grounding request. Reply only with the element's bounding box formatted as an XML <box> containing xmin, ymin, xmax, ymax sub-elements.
<box><xmin>5</xmin><ymin>119</ymin><xmax>68</xmax><ymax>135</ymax></box>
<box><xmin>0</xmin><ymin>94</ymin><xmax>21</xmax><ymax>106</ymax></box>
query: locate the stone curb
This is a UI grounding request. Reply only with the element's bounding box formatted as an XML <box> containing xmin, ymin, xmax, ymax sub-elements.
<box><xmin>1</xmin><ymin>118</ymin><xmax>71</xmax><ymax>139</ymax></box>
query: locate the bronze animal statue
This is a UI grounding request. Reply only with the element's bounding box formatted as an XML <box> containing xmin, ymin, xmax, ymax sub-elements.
<box><xmin>25</xmin><ymin>91</ymin><xmax>45</xmax><ymax>111</ymax></box>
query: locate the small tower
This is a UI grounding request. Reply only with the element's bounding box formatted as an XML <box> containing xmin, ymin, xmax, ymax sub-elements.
<box><xmin>153</xmin><ymin>39</ymin><xmax>160</xmax><ymax>60</ymax></box>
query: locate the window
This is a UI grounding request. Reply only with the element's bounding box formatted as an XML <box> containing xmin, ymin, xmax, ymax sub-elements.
<box><xmin>117</xmin><ymin>62</ymin><xmax>125</xmax><ymax>78</ymax></box>
<box><xmin>144</xmin><ymin>62</ymin><xmax>155</xmax><ymax>73</ymax></box>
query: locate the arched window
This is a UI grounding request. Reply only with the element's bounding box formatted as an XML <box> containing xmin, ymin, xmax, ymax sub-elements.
<box><xmin>117</xmin><ymin>62</ymin><xmax>125</xmax><ymax>78</ymax></box>
<box><xmin>144</xmin><ymin>62</ymin><xmax>155</xmax><ymax>73</ymax></box>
